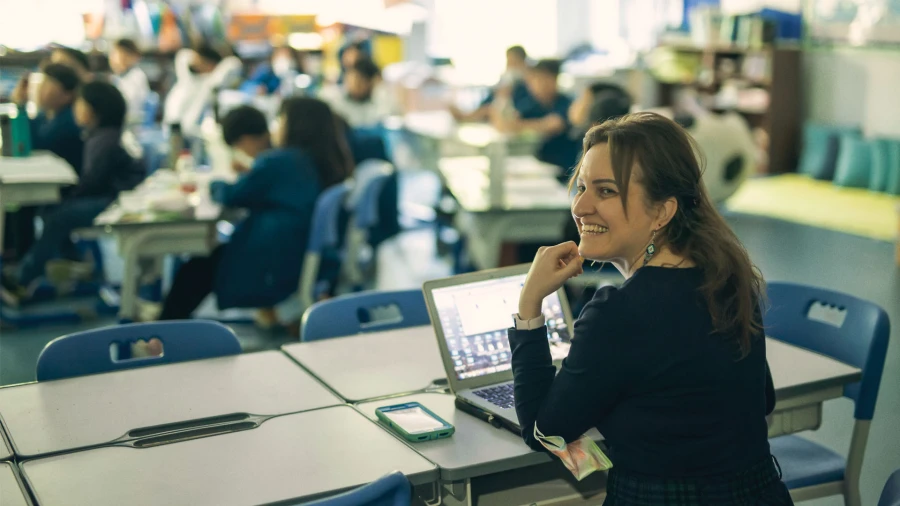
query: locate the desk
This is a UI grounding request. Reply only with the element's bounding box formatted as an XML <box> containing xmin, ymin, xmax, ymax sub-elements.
<box><xmin>0</xmin><ymin>351</ymin><xmax>340</xmax><ymax>458</ymax></box>
<box><xmin>439</xmin><ymin>156</ymin><xmax>572</xmax><ymax>269</ymax></box>
<box><xmin>0</xmin><ymin>152</ymin><xmax>78</xmax><ymax>259</ymax></box>
<box><xmin>282</xmin><ymin>326</ymin><xmax>445</xmax><ymax>402</ymax></box>
<box><xmin>87</xmin><ymin>169</ymin><xmax>228</xmax><ymax>320</ymax></box>
<box><xmin>1</xmin><ymin>462</ymin><xmax>31</xmax><ymax>506</ymax></box>
<box><xmin>359</xmin><ymin>339</ymin><xmax>861</xmax><ymax>505</ymax></box>
<box><xmin>20</xmin><ymin>406</ymin><xmax>438</xmax><ymax>506</ymax></box>
<box><xmin>766</xmin><ymin>337</ymin><xmax>862</xmax><ymax>436</ymax></box>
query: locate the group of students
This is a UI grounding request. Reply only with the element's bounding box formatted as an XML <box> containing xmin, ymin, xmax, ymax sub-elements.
<box><xmin>1</xmin><ymin>41</ymin><xmax>384</xmax><ymax>328</ymax></box>
<box><xmin>2</xmin><ymin>48</ymin><xmax>145</xmax><ymax>305</ymax></box>
<box><xmin>451</xmin><ymin>45</ymin><xmax>633</xmax><ymax>182</ymax></box>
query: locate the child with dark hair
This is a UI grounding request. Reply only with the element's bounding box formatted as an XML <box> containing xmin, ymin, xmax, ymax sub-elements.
<box><xmin>219</xmin><ymin>105</ymin><xmax>271</xmax><ymax>173</ymax></box>
<box><xmin>240</xmin><ymin>45</ymin><xmax>305</xmax><ymax>96</ymax></box>
<box><xmin>4</xmin><ymin>64</ymin><xmax>86</xmax><ymax>264</ymax></box>
<box><xmin>10</xmin><ymin>63</ymin><xmax>85</xmax><ymax>173</ymax></box>
<box><xmin>50</xmin><ymin>46</ymin><xmax>92</xmax><ymax>81</ymax></box>
<box><xmin>493</xmin><ymin>58</ymin><xmax>581</xmax><ymax>181</ymax></box>
<box><xmin>163</xmin><ymin>44</ymin><xmax>242</xmax><ymax>136</ymax></box>
<box><xmin>2</xmin><ymin>82</ymin><xmax>144</xmax><ymax>300</ymax></box>
<box><xmin>109</xmin><ymin>38</ymin><xmax>150</xmax><ymax>125</ymax></box>
<box><xmin>159</xmin><ymin>98</ymin><xmax>353</xmax><ymax>321</ymax></box>
<box><xmin>319</xmin><ymin>58</ymin><xmax>399</xmax><ymax>128</ymax></box>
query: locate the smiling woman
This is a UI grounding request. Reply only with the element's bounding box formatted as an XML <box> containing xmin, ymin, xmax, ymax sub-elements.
<box><xmin>509</xmin><ymin>112</ymin><xmax>793</xmax><ymax>505</ymax></box>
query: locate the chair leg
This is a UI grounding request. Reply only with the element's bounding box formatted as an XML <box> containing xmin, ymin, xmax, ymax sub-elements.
<box><xmin>843</xmin><ymin>482</ymin><xmax>861</xmax><ymax>506</ymax></box>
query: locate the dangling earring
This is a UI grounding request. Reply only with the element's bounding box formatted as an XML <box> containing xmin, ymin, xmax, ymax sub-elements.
<box><xmin>644</xmin><ymin>229</ymin><xmax>658</xmax><ymax>264</ymax></box>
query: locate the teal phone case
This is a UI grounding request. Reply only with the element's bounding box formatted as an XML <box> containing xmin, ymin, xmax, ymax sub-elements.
<box><xmin>375</xmin><ymin>402</ymin><xmax>455</xmax><ymax>442</ymax></box>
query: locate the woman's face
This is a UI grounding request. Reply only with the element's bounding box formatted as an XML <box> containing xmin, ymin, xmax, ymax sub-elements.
<box><xmin>571</xmin><ymin>143</ymin><xmax>658</xmax><ymax>267</ymax></box>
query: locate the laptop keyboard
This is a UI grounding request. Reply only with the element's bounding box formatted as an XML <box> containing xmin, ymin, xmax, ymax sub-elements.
<box><xmin>473</xmin><ymin>383</ymin><xmax>515</xmax><ymax>409</ymax></box>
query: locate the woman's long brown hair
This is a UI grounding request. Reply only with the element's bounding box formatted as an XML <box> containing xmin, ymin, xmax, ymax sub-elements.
<box><xmin>570</xmin><ymin>112</ymin><xmax>765</xmax><ymax>357</ymax></box>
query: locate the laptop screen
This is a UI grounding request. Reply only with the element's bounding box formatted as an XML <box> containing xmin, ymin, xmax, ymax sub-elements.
<box><xmin>430</xmin><ymin>273</ymin><xmax>571</xmax><ymax>381</ymax></box>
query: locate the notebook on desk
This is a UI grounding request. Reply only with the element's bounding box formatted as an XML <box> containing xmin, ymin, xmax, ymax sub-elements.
<box><xmin>423</xmin><ymin>264</ymin><xmax>574</xmax><ymax>431</ymax></box>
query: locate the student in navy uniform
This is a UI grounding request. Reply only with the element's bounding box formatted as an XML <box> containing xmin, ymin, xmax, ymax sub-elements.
<box><xmin>49</xmin><ymin>45</ymin><xmax>92</xmax><ymax>82</ymax></box>
<box><xmin>10</xmin><ymin>63</ymin><xmax>85</xmax><ymax>173</ymax></box>
<box><xmin>3</xmin><ymin>81</ymin><xmax>144</xmax><ymax>300</ymax></box>
<box><xmin>509</xmin><ymin>113</ymin><xmax>792</xmax><ymax>505</ymax></box>
<box><xmin>451</xmin><ymin>45</ymin><xmax>532</xmax><ymax>122</ymax></box>
<box><xmin>4</xmin><ymin>64</ymin><xmax>86</xmax><ymax>264</ymax></box>
<box><xmin>159</xmin><ymin>98</ymin><xmax>354</xmax><ymax>320</ymax></box>
<box><xmin>493</xmin><ymin>59</ymin><xmax>581</xmax><ymax>181</ymax></box>
<box><xmin>240</xmin><ymin>45</ymin><xmax>305</xmax><ymax>96</ymax></box>
<box><xmin>219</xmin><ymin>105</ymin><xmax>271</xmax><ymax>174</ymax></box>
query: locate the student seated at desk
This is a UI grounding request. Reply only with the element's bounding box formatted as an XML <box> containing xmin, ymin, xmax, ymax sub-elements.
<box><xmin>109</xmin><ymin>39</ymin><xmax>150</xmax><ymax>127</ymax></box>
<box><xmin>319</xmin><ymin>58</ymin><xmax>399</xmax><ymax>129</ymax></box>
<box><xmin>10</xmin><ymin>63</ymin><xmax>85</xmax><ymax>173</ymax></box>
<box><xmin>240</xmin><ymin>45</ymin><xmax>305</xmax><ymax>97</ymax></box>
<box><xmin>3</xmin><ymin>64</ymin><xmax>86</xmax><ymax>263</ymax></box>
<box><xmin>49</xmin><ymin>45</ymin><xmax>92</xmax><ymax>83</ymax></box>
<box><xmin>492</xmin><ymin>59</ymin><xmax>581</xmax><ymax>181</ymax></box>
<box><xmin>163</xmin><ymin>44</ymin><xmax>242</xmax><ymax>137</ymax></box>
<box><xmin>219</xmin><ymin>105</ymin><xmax>271</xmax><ymax>174</ymax></box>
<box><xmin>450</xmin><ymin>45</ymin><xmax>532</xmax><ymax>122</ymax></box>
<box><xmin>158</xmin><ymin>98</ymin><xmax>353</xmax><ymax>320</ymax></box>
<box><xmin>509</xmin><ymin>113</ymin><xmax>792</xmax><ymax>505</ymax></box>
<box><xmin>2</xmin><ymin>82</ymin><xmax>144</xmax><ymax>301</ymax></box>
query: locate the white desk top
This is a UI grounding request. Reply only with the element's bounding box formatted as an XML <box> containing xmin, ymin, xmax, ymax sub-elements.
<box><xmin>358</xmin><ymin>392</ymin><xmax>549</xmax><ymax>481</ymax></box>
<box><xmin>767</xmin><ymin>338</ymin><xmax>862</xmax><ymax>399</ymax></box>
<box><xmin>21</xmin><ymin>406</ymin><xmax>438</xmax><ymax>506</ymax></box>
<box><xmin>282</xmin><ymin>326</ymin><xmax>446</xmax><ymax>402</ymax></box>
<box><xmin>438</xmin><ymin>156</ymin><xmax>572</xmax><ymax>212</ymax></box>
<box><xmin>401</xmin><ymin>111</ymin><xmax>540</xmax><ymax>149</ymax></box>
<box><xmin>0</xmin><ymin>152</ymin><xmax>78</xmax><ymax>185</ymax></box>
<box><xmin>0</xmin><ymin>351</ymin><xmax>341</xmax><ymax>458</ymax></box>
<box><xmin>1</xmin><ymin>463</ymin><xmax>31</xmax><ymax>506</ymax></box>
<box><xmin>93</xmin><ymin>169</ymin><xmax>225</xmax><ymax>227</ymax></box>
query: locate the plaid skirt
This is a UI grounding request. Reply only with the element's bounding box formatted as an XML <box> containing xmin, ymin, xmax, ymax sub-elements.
<box><xmin>604</xmin><ymin>456</ymin><xmax>794</xmax><ymax>506</ymax></box>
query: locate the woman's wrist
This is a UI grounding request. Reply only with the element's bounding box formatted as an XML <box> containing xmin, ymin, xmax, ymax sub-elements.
<box><xmin>518</xmin><ymin>298</ymin><xmax>543</xmax><ymax>320</ymax></box>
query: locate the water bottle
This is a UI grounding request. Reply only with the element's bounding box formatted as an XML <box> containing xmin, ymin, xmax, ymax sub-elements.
<box><xmin>175</xmin><ymin>149</ymin><xmax>197</xmax><ymax>193</ymax></box>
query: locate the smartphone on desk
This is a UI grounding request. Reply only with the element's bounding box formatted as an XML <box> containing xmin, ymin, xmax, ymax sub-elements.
<box><xmin>376</xmin><ymin>402</ymin><xmax>455</xmax><ymax>442</ymax></box>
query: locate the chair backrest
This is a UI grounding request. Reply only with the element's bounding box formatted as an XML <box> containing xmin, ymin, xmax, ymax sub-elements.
<box><xmin>879</xmin><ymin>468</ymin><xmax>900</xmax><ymax>506</ymax></box>
<box><xmin>306</xmin><ymin>183</ymin><xmax>351</xmax><ymax>256</ymax></box>
<box><xmin>302</xmin><ymin>471</ymin><xmax>410</xmax><ymax>506</ymax></box>
<box><xmin>36</xmin><ymin>320</ymin><xmax>241</xmax><ymax>381</ymax></box>
<box><xmin>301</xmin><ymin>289</ymin><xmax>430</xmax><ymax>342</ymax></box>
<box><xmin>349</xmin><ymin>160</ymin><xmax>394</xmax><ymax>230</ymax></box>
<box><xmin>765</xmin><ymin>282</ymin><xmax>890</xmax><ymax>420</ymax></box>
<box><xmin>298</xmin><ymin>183</ymin><xmax>351</xmax><ymax>309</ymax></box>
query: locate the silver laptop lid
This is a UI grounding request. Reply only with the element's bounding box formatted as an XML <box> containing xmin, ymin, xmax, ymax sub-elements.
<box><xmin>423</xmin><ymin>264</ymin><xmax>574</xmax><ymax>394</ymax></box>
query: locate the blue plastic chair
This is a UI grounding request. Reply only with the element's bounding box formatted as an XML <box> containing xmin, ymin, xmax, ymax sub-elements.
<box><xmin>343</xmin><ymin>160</ymin><xmax>395</xmax><ymax>290</ymax></box>
<box><xmin>879</xmin><ymin>469</ymin><xmax>900</xmax><ymax>506</ymax></box>
<box><xmin>302</xmin><ymin>471</ymin><xmax>410</xmax><ymax>506</ymax></box>
<box><xmin>36</xmin><ymin>320</ymin><xmax>241</xmax><ymax>381</ymax></box>
<box><xmin>273</xmin><ymin>183</ymin><xmax>351</xmax><ymax>325</ymax></box>
<box><xmin>765</xmin><ymin>282</ymin><xmax>890</xmax><ymax>506</ymax></box>
<box><xmin>301</xmin><ymin>289</ymin><xmax>430</xmax><ymax>342</ymax></box>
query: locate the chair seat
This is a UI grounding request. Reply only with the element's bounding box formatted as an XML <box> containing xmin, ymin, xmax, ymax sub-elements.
<box><xmin>770</xmin><ymin>435</ymin><xmax>846</xmax><ymax>489</ymax></box>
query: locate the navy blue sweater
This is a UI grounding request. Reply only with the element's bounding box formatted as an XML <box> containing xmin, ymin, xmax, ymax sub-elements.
<box><xmin>28</xmin><ymin>105</ymin><xmax>84</xmax><ymax>174</ymax></box>
<box><xmin>67</xmin><ymin>127</ymin><xmax>144</xmax><ymax>199</ymax></box>
<box><xmin>510</xmin><ymin>267</ymin><xmax>774</xmax><ymax>477</ymax></box>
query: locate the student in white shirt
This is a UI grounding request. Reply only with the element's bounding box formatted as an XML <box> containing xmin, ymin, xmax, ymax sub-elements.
<box><xmin>319</xmin><ymin>58</ymin><xmax>399</xmax><ymax>128</ymax></box>
<box><xmin>109</xmin><ymin>39</ymin><xmax>150</xmax><ymax>126</ymax></box>
<box><xmin>162</xmin><ymin>44</ymin><xmax>242</xmax><ymax>137</ymax></box>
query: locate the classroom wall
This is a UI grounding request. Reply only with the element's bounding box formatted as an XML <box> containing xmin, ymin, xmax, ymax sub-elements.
<box><xmin>803</xmin><ymin>49</ymin><xmax>900</xmax><ymax>138</ymax></box>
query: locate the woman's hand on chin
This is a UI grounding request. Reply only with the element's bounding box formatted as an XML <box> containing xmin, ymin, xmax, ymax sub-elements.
<box><xmin>519</xmin><ymin>241</ymin><xmax>583</xmax><ymax>319</ymax></box>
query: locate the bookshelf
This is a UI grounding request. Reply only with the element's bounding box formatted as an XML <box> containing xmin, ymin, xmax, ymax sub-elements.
<box><xmin>654</xmin><ymin>44</ymin><xmax>802</xmax><ymax>174</ymax></box>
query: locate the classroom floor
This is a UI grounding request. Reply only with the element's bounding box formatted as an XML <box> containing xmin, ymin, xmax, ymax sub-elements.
<box><xmin>0</xmin><ymin>204</ymin><xmax>898</xmax><ymax>504</ymax></box>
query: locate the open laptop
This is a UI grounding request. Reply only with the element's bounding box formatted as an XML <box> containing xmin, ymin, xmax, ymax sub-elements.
<box><xmin>423</xmin><ymin>264</ymin><xmax>574</xmax><ymax>430</ymax></box>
